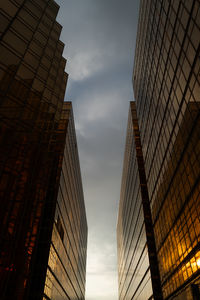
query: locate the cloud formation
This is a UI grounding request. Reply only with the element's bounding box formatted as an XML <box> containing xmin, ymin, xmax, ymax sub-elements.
<box><xmin>56</xmin><ymin>1</ymin><xmax>140</xmax><ymax>299</ymax></box>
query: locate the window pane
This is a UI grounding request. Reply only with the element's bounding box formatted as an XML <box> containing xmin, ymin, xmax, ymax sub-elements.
<box><xmin>18</xmin><ymin>8</ymin><xmax>38</xmax><ymax>30</ymax></box>
<box><xmin>3</xmin><ymin>30</ymin><xmax>27</xmax><ymax>55</ymax></box>
<box><xmin>0</xmin><ymin>14</ymin><xmax>10</xmax><ymax>35</ymax></box>
<box><xmin>12</xmin><ymin>18</ymin><xmax>33</xmax><ymax>41</ymax></box>
<box><xmin>0</xmin><ymin>0</ymin><xmax>18</xmax><ymax>17</ymax></box>
<box><xmin>0</xmin><ymin>44</ymin><xmax>20</xmax><ymax>66</ymax></box>
<box><xmin>17</xmin><ymin>64</ymin><xmax>34</xmax><ymax>80</ymax></box>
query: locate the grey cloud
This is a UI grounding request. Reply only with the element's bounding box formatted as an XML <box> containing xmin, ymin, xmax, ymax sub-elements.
<box><xmin>55</xmin><ymin>1</ymin><xmax>140</xmax><ymax>299</ymax></box>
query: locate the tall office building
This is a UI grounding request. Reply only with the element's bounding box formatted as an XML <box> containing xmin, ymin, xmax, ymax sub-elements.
<box><xmin>43</xmin><ymin>102</ymin><xmax>88</xmax><ymax>300</ymax></box>
<box><xmin>117</xmin><ymin>102</ymin><xmax>162</xmax><ymax>300</ymax></box>
<box><xmin>0</xmin><ymin>1</ymin><xmax>87</xmax><ymax>299</ymax></box>
<box><xmin>118</xmin><ymin>0</ymin><xmax>200</xmax><ymax>299</ymax></box>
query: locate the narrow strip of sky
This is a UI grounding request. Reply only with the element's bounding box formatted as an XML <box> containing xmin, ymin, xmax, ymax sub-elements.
<box><xmin>56</xmin><ymin>1</ymin><xmax>140</xmax><ymax>299</ymax></box>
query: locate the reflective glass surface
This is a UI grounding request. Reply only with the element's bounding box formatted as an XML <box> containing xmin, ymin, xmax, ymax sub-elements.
<box><xmin>117</xmin><ymin>104</ymin><xmax>154</xmax><ymax>300</ymax></box>
<box><xmin>133</xmin><ymin>0</ymin><xmax>200</xmax><ymax>298</ymax></box>
<box><xmin>0</xmin><ymin>1</ymin><xmax>88</xmax><ymax>299</ymax></box>
<box><xmin>44</xmin><ymin>103</ymin><xmax>88</xmax><ymax>300</ymax></box>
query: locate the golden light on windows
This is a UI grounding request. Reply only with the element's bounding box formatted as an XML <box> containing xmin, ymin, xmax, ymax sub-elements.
<box><xmin>194</xmin><ymin>251</ymin><xmax>200</xmax><ymax>269</ymax></box>
<box><xmin>197</xmin><ymin>259</ymin><xmax>200</xmax><ymax>267</ymax></box>
<box><xmin>162</xmin><ymin>251</ymin><xmax>200</xmax><ymax>298</ymax></box>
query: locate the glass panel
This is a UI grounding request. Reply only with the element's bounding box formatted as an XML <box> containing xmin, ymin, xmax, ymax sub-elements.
<box><xmin>24</xmin><ymin>1</ymin><xmax>42</xmax><ymax>19</ymax></box>
<box><xmin>29</xmin><ymin>40</ymin><xmax>43</xmax><ymax>56</ymax></box>
<box><xmin>24</xmin><ymin>51</ymin><xmax>39</xmax><ymax>70</ymax></box>
<box><xmin>34</xmin><ymin>31</ymin><xmax>47</xmax><ymax>46</ymax></box>
<box><xmin>0</xmin><ymin>0</ymin><xmax>18</xmax><ymax>17</ymax></box>
<box><xmin>32</xmin><ymin>78</ymin><xmax>44</xmax><ymax>93</ymax></box>
<box><xmin>0</xmin><ymin>14</ymin><xmax>10</xmax><ymax>35</ymax></box>
<box><xmin>18</xmin><ymin>8</ymin><xmax>38</xmax><ymax>30</ymax></box>
<box><xmin>0</xmin><ymin>44</ymin><xmax>20</xmax><ymax>66</ymax></box>
<box><xmin>12</xmin><ymin>18</ymin><xmax>33</xmax><ymax>41</ymax></box>
<box><xmin>17</xmin><ymin>64</ymin><xmax>34</xmax><ymax>80</ymax></box>
<box><xmin>3</xmin><ymin>30</ymin><xmax>27</xmax><ymax>55</ymax></box>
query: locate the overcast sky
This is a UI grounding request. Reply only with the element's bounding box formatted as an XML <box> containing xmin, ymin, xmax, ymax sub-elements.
<box><xmin>56</xmin><ymin>1</ymin><xmax>140</xmax><ymax>299</ymax></box>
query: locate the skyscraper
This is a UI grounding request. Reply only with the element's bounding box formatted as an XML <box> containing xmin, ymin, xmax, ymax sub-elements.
<box><xmin>118</xmin><ymin>0</ymin><xmax>200</xmax><ymax>299</ymax></box>
<box><xmin>43</xmin><ymin>102</ymin><xmax>87</xmax><ymax>300</ymax></box>
<box><xmin>117</xmin><ymin>102</ymin><xmax>163</xmax><ymax>300</ymax></box>
<box><xmin>0</xmin><ymin>1</ymin><xmax>87</xmax><ymax>299</ymax></box>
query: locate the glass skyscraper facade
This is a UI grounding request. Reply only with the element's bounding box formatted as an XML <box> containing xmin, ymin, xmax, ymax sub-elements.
<box><xmin>118</xmin><ymin>0</ymin><xmax>200</xmax><ymax>299</ymax></box>
<box><xmin>0</xmin><ymin>1</ymin><xmax>87</xmax><ymax>300</ymax></box>
<box><xmin>44</xmin><ymin>103</ymin><xmax>88</xmax><ymax>300</ymax></box>
<box><xmin>117</xmin><ymin>102</ymin><xmax>162</xmax><ymax>300</ymax></box>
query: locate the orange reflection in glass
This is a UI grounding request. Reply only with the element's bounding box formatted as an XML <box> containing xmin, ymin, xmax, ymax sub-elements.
<box><xmin>196</xmin><ymin>258</ymin><xmax>200</xmax><ymax>267</ymax></box>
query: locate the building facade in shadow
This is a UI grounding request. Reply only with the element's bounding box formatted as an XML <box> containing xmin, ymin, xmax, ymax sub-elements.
<box><xmin>0</xmin><ymin>1</ymin><xmax>87</xmax><ymax>299</ymax></box>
